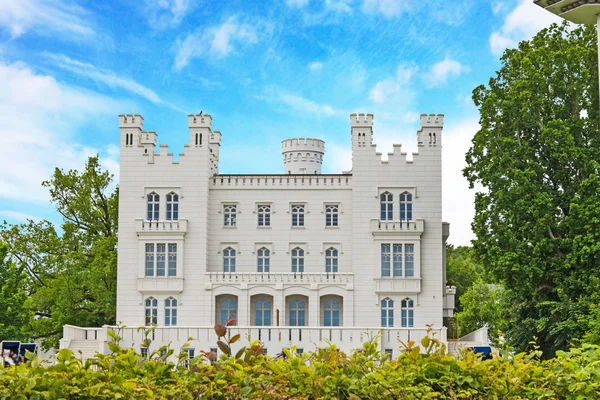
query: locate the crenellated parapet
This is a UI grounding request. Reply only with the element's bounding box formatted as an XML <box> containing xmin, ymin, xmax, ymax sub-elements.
<box><xmin>350</xmin><ymin>113</ymin><xmax>373</xmax><ymax>127</ymax></box>
<box><xmin>119</xmin><ymin>114</ymin><xmax>144</xmax><ymax>129</ymax></box>
<box><xmin>282</xmin><ymin>138</ymin><xmax>326</xmax><ymax>174</ymax></box>
<box><xmin>420</xmin><ymin>113</ymin><xmax>444</xmax><ymax>128</ymax></box>
<box><xmin>417</xmin><ymin>113</ymin><xmax>444</xmax><ymax>147</ymax></box>
<box><xmin>188</xmin><ymin>113</ymin><xmax>212</xmax><ymax>129</ymax></box>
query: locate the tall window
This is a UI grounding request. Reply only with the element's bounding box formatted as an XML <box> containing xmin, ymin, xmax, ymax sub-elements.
<box><xmin>156</xmin><ymin>244</ymin><xmax>166</xmax><ymax>276</ymax></box>
<box><xmin>291</xmin><ymin>247</ymin><xmax>304</xmax><ymax>273</ymax></box>
<box><xmin>400</xmin><ymin>192</ymin><xmax>412</xmax><ymax>221</ymax></box>
<box><xmin>147</xmin><ymin>192</ymin><xmax>159</xmax><ymax>220</ymax></box>
<box><xmin>223</xmin><ymin>247</ymin><xmax>236</xmax><ymax>273</ymax></box>
<box><xmin>255</xmin><ymin>299</ymin><xmax>272</xmax><ymax>326</ymax></box>
<box><xmin>380</xmin><ymin>192</ymin><xmax>393</xmax><ymax>221</ymax></box>
<box><xmin>145</xmin><ymin>244</ymin><xmax>155</xmax><ymax>277</ymax></box>
<box><xmin>168</xmin><ymin>244</ymin><xmax>177</xmax><ymax>276</ymax></box>
<box><xmin>165</xmin><ymin>297</ymin><xmax>177</xmax><ymax>326</ymax></box>
<box><xmin>323</xmin><ymin>298</ymin><xmax>341</xmax><ymax>326</ymax></box>
<box><xmin>325</xmin><ymin>205</ymin><xmax>339</xmax><ymax>227</ymax></box>
<box><xmin>289</xmin><ymin>299</ymin><xmax>306</xmax><ymax>326</ymax></box>
<box><xmin>166</xmin><ymin>192</ymin><xmax>179</xmax><ymax>221</ymax></box>
<box><xmin>223</xmin><ymin>205</ymin><xmax>237</xmax><ymax>227</ymax></box>
<box><xmin>405</xmin><ymin>244</ymin><xmax>414</xmax><ymax>277</ymax></box>
<box><xmin>401</xmin><ymin>298</ymin><xmax>414</xmax><ymax>327</ymax></box>
<box><xmin>393</xmin><ymin>244</ymin><xmax>402</xmax><ymax>277</ymax></box>
<box><xmin>145</xmin><ymin>297</ymin><xmax>158</xmax><ymax>325</ymax></box>
<box><xmin>381</xmin><ymin>244</ymin><xmax>391</xmax><ymax>277</ymax></box>
<box><xmin>257</xmin><ymin>247</ymin><xmax>270</xmax><ymax>273</ymax></box>
<box><xmin>325</xmin><ymin>247</ymin><xmax>338</xmax><ymax>273</ymax></box>
<box><xmin>257</xmin><ymin>205</ymin><xmax>271</xmax><ymax>226</ymax></box>
<box><xmin>220</xmin><ymin>298</ymin><xmax>237</xmax><ymax>325</ymax></box>
<box><xmin>381</xmin><ymin>298</ymin><xmax>394</xmax><ymax>327</ymax></box>
<box><xmin>291</xmin><ymin>205</ymin><xmax>305</xmax><ymax>227</ymax></box>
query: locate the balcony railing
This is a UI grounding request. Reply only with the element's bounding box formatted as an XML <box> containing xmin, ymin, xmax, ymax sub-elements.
<box><xmin>135</xmin><ymin>219</ymin><xmax>188</xmax><ymax>234</ymax></box>
<box><xmin>370</xmin><ymin>219</ymin><xmax>424</xmax><ymax>235</ymax></box>
<box><xmin>206</xmin><ymin>271</ymin><xmax>354</xmax><ymax>286</ymax></box>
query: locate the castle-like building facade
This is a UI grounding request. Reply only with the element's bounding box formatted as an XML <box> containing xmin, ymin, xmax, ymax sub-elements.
<box><xmin>61</xmin><ymin>112</ymin><xmax>456</xmax><ymax>359</ymax></box>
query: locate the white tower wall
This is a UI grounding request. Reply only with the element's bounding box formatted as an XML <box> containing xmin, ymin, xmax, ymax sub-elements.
<box><xmin>282</xmin><ymin>138</ymin><xmax>325</xmax><ymax>174</ymax></box>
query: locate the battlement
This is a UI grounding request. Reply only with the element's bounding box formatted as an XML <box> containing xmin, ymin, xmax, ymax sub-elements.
<box><xmin>350</xmin><ymin>113</ymin><xmax>374</xmax><ymax>127</ymax></box>
<box><xmin>211</xmin><ymin>130</ymin><xmax>222</xmax><ymax>144</ymax></box>
<box><xmin>420</xmin><ymin>114</ymin><xmax>444</xmax><ymax>128</ymax></box>
<box><xmin>281</xmin><ymin>138</ymin><xmax>325</xmax><ymax>152</ymax></box>
<box><xmin>119</xmin><ymin>114</ymin><xmax>144</xmax><ymax>129</ymax></box>
<box><xmin>188</xmin><ymin>113</ymin><xmax>212</xmax><ymax>128</ymax></box>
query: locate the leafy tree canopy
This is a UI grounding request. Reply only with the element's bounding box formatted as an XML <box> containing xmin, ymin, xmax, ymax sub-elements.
<box><xmin>465</xmin><ymin>22</ymin><xmax>600</xmax><ymax>356</ymax></box>
<box><xmin>445</xmin><ymin>245</ymin><xmax>485</xmax><ymax>311</ymax></box>
<box><xmin>0</xmin><ymin>156</ymin><xmax>118</xmax><ymax>348</ymax></box>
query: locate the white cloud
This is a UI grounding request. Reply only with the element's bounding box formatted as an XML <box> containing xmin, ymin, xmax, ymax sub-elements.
<box><xmin>362</xmin><ymin>0</ymin><xmax>413</xmax><ymax>18</ymax></box>
<box><xmin>145</xmin><ymin>0</ymin><xmax>193</xmax><ymax>29</ymax></box>
<box><xmin>490</xmin><ymin>0</ymin><xmax>562</xmax><ymax>57</ymax></box>
<box><xmin>0</xmin><ymin>0</ymin><xmax>94</xmax><ymax>39</ymax></box>
<box><xmin>0</xmin><ymin>210</ymin><xmax>40</xmax><ymax>223</ymax></box>
<box><xmin>424</xmin><ymin>56</ymin><xmax>468</xmax><ymax>88</ymax></box>
<box><xmin>369</xmin><ymin>65</ymin><xmax>418</xmax><ymax>103</ymax></box>
<box><xmin>308</xmin><ymin>61</ymin><xmax>323</xmax><ymax>72</ymax></box>
<box><xmin>174</xmin><ymin>16</ymin><xmax>264</xmax><ymax>70</ymax></box>
<box><xmin>286</xmin><ymin>0</ymin><xmax>310</xmax><ymax>8</ymax></box>
<box><xmin>325</xmin><ymin>0</ymin><xmax>353</xmax><ymax>13</ymax></box>
<box><xmin>259</xmin><ymin>87</ymin><xmax>341</xmax><ymax>116</ymax></box>
<box><xmin>0</xmin><ymin>61</ymin><xmax>122</xmax><ymax>209</ymax></box>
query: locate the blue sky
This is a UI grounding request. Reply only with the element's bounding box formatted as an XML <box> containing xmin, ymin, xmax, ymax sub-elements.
<box><xmin>0</xmin><ymin>0</ymin><xmax>562</xmax><ymax>245</ymax></box>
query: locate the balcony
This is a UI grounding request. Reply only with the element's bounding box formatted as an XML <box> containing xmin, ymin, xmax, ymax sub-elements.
<box><xmin>370</xmin><ymin>219</ymin><xmax>424</xmax><ymax>236</ymax></box>
<box><xmin>138</xmin><ymin>277</ymin><xmax>184</xmax><ymax>293</ymax></box>
<box><xmin>135</xmin><ymin>219</ymin><xmax>188</xmax><ymax>235</ymax></box>
<box><xmin>374</xmin><ymin>278</ymin><xmax>421</xmax><ymax>293</ymax></box>
<box><xmin>205</xmin><ymin>272</ymin><xmax>354</xmax><ymax>290</ymax></box>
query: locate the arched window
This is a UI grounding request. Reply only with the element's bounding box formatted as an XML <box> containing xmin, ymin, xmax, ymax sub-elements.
<box><xmin>145</xmin><ymin>297</ymin><xmax>158</xmax><ymax>325</ymax></box>
<box><xmin>147</xmin><ymin>192</ymin><xmax>160</xmax><ymax>220</ymax></box>
<box><xmin>223</xmin><ymin>247</ymin><xmax>236</xmax><ymax>273</ymax></box>
<box><xmin>381</xmin><ymin>244</ymin><xmax>391</xmax><ymax>277</ymax></box>
<box><xmin>325</xmin><ymin>205</ymin><xmax>339</xmax><ymax>227</ymax></box>
<box><xmin>291</xmin><ymin>205</ymin><xmax>305</xmax><ymax>226</ymax></box>
<box><xmin>257</xmin><ymin>205</ymin><xmax>271</xmax><ymax>226</ymax></box>
<box><xmin>168</xmin><ymin>243</ymin><xmax>177</xmax><ymax>276</ymax></box>
<box><xmin>401</xmin><ymin>298</ymin><xmax>414</xmax><ymax>327</ymax></box>
<box><xmin>323</xmin><ymin>298</ymin><xmax>341</xmax><ymax>326</ymax></box>
<box><xmin>257</xmin><ymin>247</ymin><xmax>270</xmax><ymax>273</ymax></box>
<box><xmin>255</xmin><ymin>299</ymin><xmax>272</xmax><ymax>326</ymax></box>
<box><xmin>145</xmin><ymin>244</ymin><xmax>155</xmax><ymax>277</ymax></box>
<box><xmin>165</xmin><ymin>297</ymin><xmax>177</xmax><ymax>326</ymax></box>
<box><xmin>223</xmin><ymin>205</ymin><xmax>237</xmax><ymax>226</ymax></box>
<box><xmin>220</xmin><ymin>297</ymin><xmax>237</xmax><ymax>325</ymax></box>
<box><xmin>156</xmin><ymin>243</ymin><xmax>166</xmax><ymax>276</ymax></box>
<box><xmin>289</xmin><ymin>299</ymin><xmax>306</xmax><ymax>326</ymax></box>
<box><xmin>325</xmin><ymin>247</ymin><xmax>338</xmax><ymax>273</ymax></box>
<box><xmin>291</xmin><ymin>247</ymin><xmax>304</xmax><ymax>273</ymax></box>
<box><xmin>399</xmin><ymin>192</ymin><xmax>412</xmax><ymax>222</ymax></box>
<box><xmin>381</xmin><ymin>298</ymin><xmax>394</xmax><ymax>327</ymax></box>
<box><xmin>380</xmin><ymin>192</ymin><xmax>393</xmax><ymax>221</ymax></box>
<box><xmin>166</xmin><ymin>192</ymin><xmax>179</xmax><ymax>221</ymax></box>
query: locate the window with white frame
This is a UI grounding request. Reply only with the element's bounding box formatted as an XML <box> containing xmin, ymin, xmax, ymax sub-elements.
<box><xmin>325</xmin><ymin>205</ymin><xmax>339</xmax><ymax>227</ymax></box>
<box><xmin>257</xmin><ymin>247</ymin><xmax>270</xmax><ymax>273</ymax></box>
<box><xmin>291</xmin><ymin>247</ymin><xmax>304</xmax><ymax>273</ymax></box>
<box><xmin>183</xmin><ymin>348</ymin><xmax>195</xmax><ymax>368</ymax></box>
<box><xmin>381</xmin><ymin>297</ymin><xmax>394</xmax><ymax>327</ymax></box>
<box><xmin>166</xmin><ymin>192</ymin><xmax>179</xmax><ymax>221</ymax></box>
<box><xmin>220</xmin><ymin>297</ymin><xmax>237</xmax><ymax>325</ymax></box>
<box><xmin>291</xmin><ymin>204</ymin><xmax>305</xmax><ymax>227</ymax></box>
<box><xmin>400</xmin><ymin>192</ymin><xmax>412</xmax><ymax>221</ymax></box>
<box><xmin>145</xmin><ymin>243</ymin><xmax>177</xmax><ymax>277</ymax></box>
<box><xmin>223</xmin><ymin>205</ymin><xmax>237</xmax><ymax>227</ymax></box>
<box><xmin>165</xmin><ymin>297</ymin><xmax>177</xmax><ymax>326</ymax></box>
<box><xmin>145</xmin><ymin>297</ymin><xmax>158</xmax><ymax>325</ymax></box>
<box><xmin>289</xmin><ymin>298</ymin><xmax>306</xmax><ymax>326</ymax></box>
<box><xmin>323</xmin><ymin>297</ymin><xmax>341</xmax><ymax>326</ymax></box>
<box><xmin>147</xmin><ymin>192</ymin><xmax>160</xmax><ymax>220</ymax></box>
<box><xmin>223</xmin><ymin>247</ymin><xmax>236</xmax><ymax>272</ymax></box>
<box><xmin>381</xmin><ymin>244</ymin><xmax>414</xmax><ymax>278</ymax></box>
<box><xmin>257</xmin><ymin>205</ymin><xmax>271</xmax><ymax>226</ymax></box>
<box><xmin>380</xmin><ymin>192</ymin><xmax>393</xmax><ymax>221</ymax></box>
<box><xmin>255</xmin><ymin>298</ymin><xmax>272</xmax><ymax>326</ymax></box>
<box><xmin>325</xmin><ymin>247</ymin><xmax>338</xmax><ymax>273</ymax></box>
<box><xmin>401</xmin><ymin>298</ymin><xmax>414</xmax><ymax>327</ymax></box>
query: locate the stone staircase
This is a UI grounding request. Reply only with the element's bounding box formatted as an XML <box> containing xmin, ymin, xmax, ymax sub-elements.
<box><xmin>67</xmin><ymin>340</ymin><xmax>101</xmax><ymax>361</ymax></box>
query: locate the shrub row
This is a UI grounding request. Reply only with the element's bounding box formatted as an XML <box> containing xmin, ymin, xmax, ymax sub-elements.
<box><xmin>1</xmin><ymin>326</ymin><xmax>599</xmax><ymax>399</ymax></box>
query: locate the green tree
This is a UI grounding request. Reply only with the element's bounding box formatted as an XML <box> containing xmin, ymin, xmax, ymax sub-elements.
<box><xmin>465</xmin><ymin>22</ymin><xmax>600</xmax><ymax>356</ymax></box>
<box><xmin>445</xmin><ymin>245</ymin><xmax>485</xmax><ymax>311</ymax></box>
<box><xmin>0</xmin><ymin>156</ymin><xmax>118</xmax><ymax>348</ymax></box>
<box><xmin>456</xmin><ymin>279</ymin><xmax>508</xmax><ymax>340</ymax></box>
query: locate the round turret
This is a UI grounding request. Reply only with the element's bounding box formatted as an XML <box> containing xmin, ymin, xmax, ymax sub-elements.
<box><xmin>281</xmin><ymin>138</ymin><xmax>325</xmax><ymax>174</ymax></box>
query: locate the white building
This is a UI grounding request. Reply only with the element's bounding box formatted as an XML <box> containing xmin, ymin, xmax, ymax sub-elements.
<box><xmin>60</xmin><ymin>112</ymin><xmax>457</xmax><ymax>359</ymax></box>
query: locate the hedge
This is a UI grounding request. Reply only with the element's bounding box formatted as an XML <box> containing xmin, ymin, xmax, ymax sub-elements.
<box><xmin>1</xmin><ymin>325</ymin><xmax>599</xmax><ymax>399</ymax></box>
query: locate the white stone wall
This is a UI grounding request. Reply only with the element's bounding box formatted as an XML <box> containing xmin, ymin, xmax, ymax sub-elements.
<box><xmin>115</xmin><ymin>112</ymin><xmax>446</xmax><ymax>338</ymax></box>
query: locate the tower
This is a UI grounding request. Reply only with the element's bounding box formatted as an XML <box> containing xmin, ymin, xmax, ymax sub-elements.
<box><xmin>281</xmin><ymin>138</ymin><xmax>325</xmax><ymax>174</ymax></box>
<box><xmin>417</xmin><ymin>114</ymin><xmax>444</xmax><ymax>149</ymax></box>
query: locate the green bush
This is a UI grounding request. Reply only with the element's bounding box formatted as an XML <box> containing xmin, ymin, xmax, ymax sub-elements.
<box><xmin>1</xmin><ymin>325</ymin><xmax>599</xmax><ymax>399</ymax></box>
